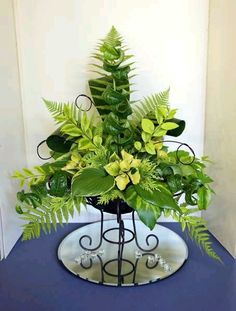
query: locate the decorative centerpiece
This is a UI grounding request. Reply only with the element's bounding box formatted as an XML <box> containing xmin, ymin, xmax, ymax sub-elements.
<box><xmin>13</xmin><ymin>27</ymin><xmax>220</xmax><ymax>285</ymax></box>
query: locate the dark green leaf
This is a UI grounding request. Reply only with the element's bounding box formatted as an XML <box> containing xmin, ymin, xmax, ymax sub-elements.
<box><xmin>167</xmin><ymin>175</ymin><xmax>182</xmax><ymax>193</ymax></box>
<box><xmin>102</xmin><ymin>86</ymin><xmax>125</xmax><ymax>105</ymax></box>
<box><xmin>49</xmin><ymin>171</ymin><xmax>68</xmax><ymax>197</ymax></box>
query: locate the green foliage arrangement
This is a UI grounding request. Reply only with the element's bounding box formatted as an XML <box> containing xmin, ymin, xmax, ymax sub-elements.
<box><xmin>13</xmin><ymin>27</ymin><xmax>220</xmax><ymax>260</ymax></box>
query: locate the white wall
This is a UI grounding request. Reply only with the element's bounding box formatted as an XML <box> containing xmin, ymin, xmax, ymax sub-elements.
<box><xmin>0</xmin><ymin>0</ymin><xmax>26</xmax><ymax>258</ymax></box>
<box><xmin>203</xmin><ymin>0</ymin><xmax>236</xmax><ymax>258</ymax></box>
<box><xmin>14</xmin><ymin>0</ymin><xmax>209</xmax><ymax>222</ymax></box>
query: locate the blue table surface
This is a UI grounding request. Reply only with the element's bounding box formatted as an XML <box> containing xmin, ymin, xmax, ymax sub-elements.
<box><xmin>0</xmin><ymin>222</ymin><xmax>235</xmax><ymax>311</ymax></box>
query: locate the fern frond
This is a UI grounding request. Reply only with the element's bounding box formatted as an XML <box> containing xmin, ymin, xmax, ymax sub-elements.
<box><xmin>102</xmin><ymin>26</ymin><xmax>123</xmax><ymax>47</ymax></box>
<box><xmin>130</xmin><ymin>89</ymin><xmax>170</xmax><ymax>125</ymax></box>
<box><xmin>178</xmin><ymin>215</ymin><xmax>221</xmax><ymax>261</ymax></box>
<box><xmin>97</xmin><ymin>189</ymin><xmax>124</xmax><ymax>205</ymax></box>
<box><xmin>21</xmin><ymin>195</ymin><xmax>81</xmax><ymax>241</ymax></box>
<box><xmin>43</xmin><ymin>99</ymin><xmax>80</xmax><ymax>125</ymax></box>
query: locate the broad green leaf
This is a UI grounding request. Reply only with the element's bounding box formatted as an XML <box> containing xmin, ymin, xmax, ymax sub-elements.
<box><xmin>197</xmin><ymin>186</ymin><xmax>212</xmax><ymax>210</ymax></box>
<box><xmin>167</xmin><ymin>175</ymin><xmax>182</xmax><ymax>193</ymax></box>
<box><xmin>134</xmin><ymin>185</ymin><xmax>180</xmax><ymax>211</ymax></box>
<box><xmin>141</xmin><ymin>119</ymin><xmax>155</xmax><ymax>134</ymax></box>
<box><xmin>161</xmin><ymin>122</ymin><xmax>179</xmax><ymax>130</ymax></box>
<box><xmin>125</xmin><ymin>186</ymin><xmax>161</xmax><ymax>230</ymax></box>
<box><xmin>72</xmin><ymin>168</ymin><xmax>115</xmax><ymax>196</ymax></box>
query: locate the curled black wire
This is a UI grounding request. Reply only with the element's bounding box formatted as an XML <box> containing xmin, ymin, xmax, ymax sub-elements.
<box><xmin>74</xmin><ymin>94</ymin><xmax>94</xmax><ymax>112</ymax></box>
<box><xmin>36</xmin><ymin>140</ymin><xmax>54</xmax><ymax>160</ymax></box>
<box><xmin>156</xmin><ymin>140</ymin><xmax>196</xmax><ymax>165</ymax></box>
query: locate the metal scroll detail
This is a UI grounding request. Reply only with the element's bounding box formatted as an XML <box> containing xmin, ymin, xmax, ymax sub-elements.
<box><xmin>76</xmin><ymin>200</ymin><xmax>162</xmax><ymax>286</ymax></box>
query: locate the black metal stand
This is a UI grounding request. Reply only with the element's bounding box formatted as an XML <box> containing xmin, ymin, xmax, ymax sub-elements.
<box><xmin>78</xmin><ymin>201</ymin><xmax>160</xmax><ymax>286</ymax></box>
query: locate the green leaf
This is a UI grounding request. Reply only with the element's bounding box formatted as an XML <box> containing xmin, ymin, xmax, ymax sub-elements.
<box><xmin>93</xmin><ymin>135</ymin><xmax>102</xmax><ymax>147</ymax></box>
<box><xmin>102</xmin><ymin>86</ymin><xmax>125</xmax><ymax>105</ymax></box>
<box><xmin>134</xmin><ymin>141</ymin><xmax>142</xmax><ymax>151</ymax></box>
<box><xmin>153</xmin><ymin>128</ymin><xmax>166</xmax><ymax>137</ymax></box>
<box><xmin>167</xmin><ymin>175</ymin><xmax>182</xmax><ymax>193</ymax></box>
<box><xmin>78</xmin><ymin>137</ymin><xmax>94</xmax><ymax>150</ymax></box>
<box><xmin>61</xmin><ymin>123</ymin><xmax>82</xmax><ymax>137</ymax></box>
<box><xmin>125</xmin><ymin>186</ymin><xmax>161</xmax><ymax>230</ymax></box>
<box><xmin>180</xmin><ymin>164</ymin><xmax>196</xmax><ymax>176</ymax></box>
<box><xmin>46</xmin><ymin>135</ymin><xmax>73</xmax><ymax>153</ymax></box>
<box><xmin>161</xmin><ymin>122</ymin><xmax>179</xmax><ymax>130</ymax></box>
<box><xmin>141</xmin><ymin>132</ymin><xmax>151</xmax><ymax>143</ymax></box>
<box><xmin>81</xmin><ymin>112</ymin><xmax>90</xmax><ymax>132</ymax></box>
<box><xmin>197</xmin><ymin>186</ymin><xmax>212</xmax><ymax>210</ymax></box>
<box><xmin>72</xmin><ymin>168</ymin><xmax>115</xmax><ymax>197</ymax></box>
<box><xmin>141</xmin><ymin>119</ymin><xmax>155</xmax><ymax>134</ymax></box>
<box><xmin>145</xmin><ymin>142</ymin><xmax>156</xmax><ymax>155</ymax></box>
<box><xmin>22</xmin><ymin>168</ymin><xmax>34</xmax><ymax>177</ymax></box>
<box><xmin>134</xmin><ymin>185</ymin><xmax>180</xmax><ymax>211</ymax></box>
<box><xmin>16</xmin><ymin>205</ymin><xmax>23</xmax><ymax>214</ymax></box>
<box><xmin>167</xmin><ymin>109</ymin><xmax>177</xmax><ymax>120</ymax></box>
<box><xmin>49</xmin><ymin>171</ymin><xmax>68</xmax><ymax>197</ymax></box>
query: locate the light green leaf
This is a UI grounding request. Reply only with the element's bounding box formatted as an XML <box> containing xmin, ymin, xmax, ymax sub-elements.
<box><xmin>61</xmin><ymin>123</ymin><xmax>82</xmax><ymax>137</ymax></box>
<box><xmin>72</xmin><ymin>168</ymin><xmax>115</xmax><ymax>196</ymax></box>
<box><xmin>141</xmin><ymin>119</ymin><xmax>155</xmax><ymax>134</ymax></box>
<box><xmin>93</xmin><ymin>135</ymin><xmax>102</xmax><ymax>147</ymax></box>
<box><xmin>180</xmin><ymin>164</ymin><xmax>196</xmax><ymax>176</ymax></box>
<box><xmin>145</xmin><ymin>142</ymin><xmax>156</xmax><ymax>155</ymax></box>
<box><xmin>78</xmin><ymin>137</ymin><xmax>94</xmax><ymax>150</ymax></box>
<box><xmin>22</xmin><ymin>168</ymin><xmax>34</xmax><ymax>177</ymax></box>
<box><xmin>81</xmin><ymin>112</ymin><xmax>90</xmax><ymax>132</ymax></box>
<box><xmin>161</xmin><ymin>122</ymin><xmax>179</xmax><ymax>130</ymax></box>
<box><xmin>134</xmin><ymin>141</ymin><xmax>142</xmax><ymax>151</ymax></box>
<box><xmin>141</xmin><ymin>132</ymin><xmax>151</xmax><ymax>143</ymax></box>
<box><xmin>153</xmin><ymin>128</ymin><xmax>167</xmax><ymax>137</ymax></box>
<box><xmin>104</xmin><ymin>161</ymin><xmax>120</xmax><ymax>176</ymax></box>
<box><xmin>197</xmin><ymin>186</ymin><xmax>212</xmax><ymax>210</ymax></box>
<box><xmin>167</xmin><ymin>109</ymin><xmax>177</xmax><ymax>120</ymax></box>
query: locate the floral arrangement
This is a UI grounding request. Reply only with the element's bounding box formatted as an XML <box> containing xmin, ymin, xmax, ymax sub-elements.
<box><xmin>13</xmin><ymin>27</ymin><xmax>219</xmax><ymax>260</ymax></box>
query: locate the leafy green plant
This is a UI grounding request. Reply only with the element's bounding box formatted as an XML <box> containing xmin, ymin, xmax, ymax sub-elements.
<box><xmin>12</xmin><ymin>26</ymin><xmax>220</xmax><ymax>261</ymax></box>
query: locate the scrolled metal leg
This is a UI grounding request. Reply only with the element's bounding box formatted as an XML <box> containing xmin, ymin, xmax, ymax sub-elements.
<box><xmin>132</xmin><ymin>211</ymin><xmax>159</xmax><ymax>252</ymax></box>
<box><xmin>79</xmin><ymin>209</ymin><xmax>104</xmax><ymax>251</ymax></box>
